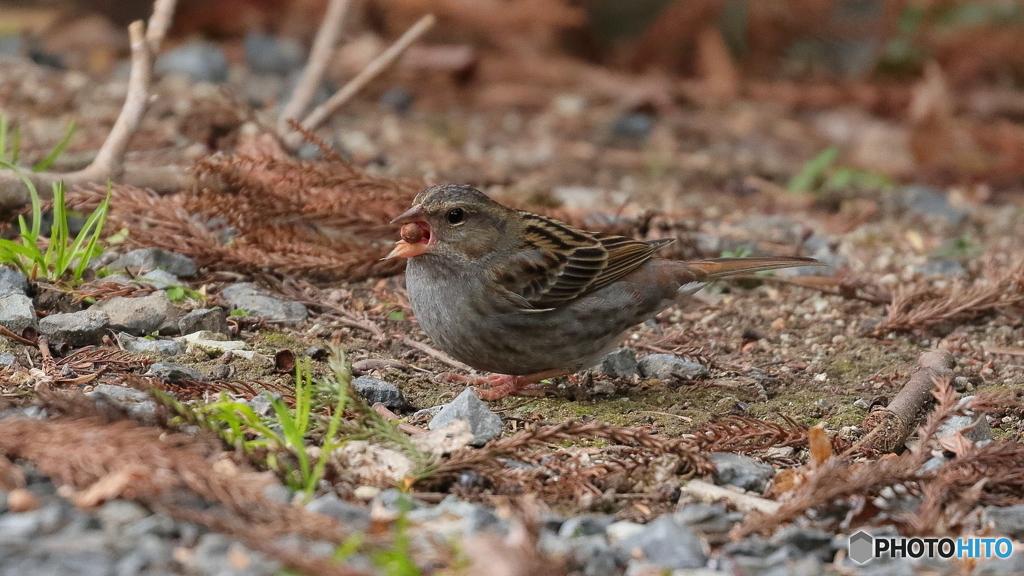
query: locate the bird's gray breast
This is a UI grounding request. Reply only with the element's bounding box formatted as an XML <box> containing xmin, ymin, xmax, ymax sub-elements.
<box><xmin>404</xmin><ymin>257</ymin><xmax>659</xmax><ymax>375</ymax></box>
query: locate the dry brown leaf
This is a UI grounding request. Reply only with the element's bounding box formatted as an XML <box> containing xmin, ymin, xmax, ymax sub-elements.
<box><xmin>808</xmin><ymin>423</ymin><xmax>832</xmax><ymax>468</ymax></box>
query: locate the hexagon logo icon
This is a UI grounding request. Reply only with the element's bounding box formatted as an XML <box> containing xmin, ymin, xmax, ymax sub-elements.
<box><xmin>848</xmin><ymin>531</ymin><xmax>874</xmax><ymax>564</ymax></box>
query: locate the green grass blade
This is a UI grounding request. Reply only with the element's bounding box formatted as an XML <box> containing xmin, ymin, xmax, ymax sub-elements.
<box><xmin>71</xmin><ymin>184</ymin><xmax>112</xmax><ymax>279</ymax></box>
<box><xmin>788</xmin><ymin>146</ymin><xmax>839</xmax><ymax>194</ymax></box>
<box><xmin>32</xmin><ymin>120</ymin><xmax>75</xmax><ymax>172</ymax></box>
<box><xmin>45</xmin><ymin>182</ymin><xmax>69</xmax><ymax>278</ymax></box>
<box><xmin>0</xmin><ymin>114</ymin><xmax>7</xmax><ymax>161</ymax></box>
<box><xmin>10</xmin><ymin>125</ymin><xmax>19</xmax><ymax>165</ymax></box>
<box><xmin>0</xmin><ymin>161</ymin><xmax>42</xmax><ymax>241</ymax></box>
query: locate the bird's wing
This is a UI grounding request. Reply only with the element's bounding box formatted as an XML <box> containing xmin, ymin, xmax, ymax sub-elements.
<box><xmin>491</xmin><ymin>212</ymin><xmax>673</xmax><ymax>308</ymax></box>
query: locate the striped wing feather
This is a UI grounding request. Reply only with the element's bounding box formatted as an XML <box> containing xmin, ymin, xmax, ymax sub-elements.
<box><xmin>493</xmin><ymin>212</ymin><xmax>673</xmax><ymax>308</ymax></box>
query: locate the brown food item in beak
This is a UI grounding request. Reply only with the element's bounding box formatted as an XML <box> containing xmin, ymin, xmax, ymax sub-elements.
<box><xmin>400</xmin><ymin>222</ymin><xmax>424</xmax><ymax>243</ymax></box>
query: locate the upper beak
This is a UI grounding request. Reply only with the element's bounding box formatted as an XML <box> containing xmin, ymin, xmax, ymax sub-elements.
<box><xmin>391</xmin><ymin>204</ymin><xmax>426</xmax><ymax>225</ymax></box>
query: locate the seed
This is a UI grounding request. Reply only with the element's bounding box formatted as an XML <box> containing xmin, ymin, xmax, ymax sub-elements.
<box><xmin>401</xmin><ymin>222</ymin><xmax>423</xmax><ymax>243</ymax></box>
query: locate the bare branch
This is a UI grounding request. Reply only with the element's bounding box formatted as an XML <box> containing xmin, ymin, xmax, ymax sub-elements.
<box><xmin>0</xmin><ymin>0</ymin><xmax>176</xmax><ymax>211</ymax></box>
<box><xmin>300</xmin><ymin>14</ymin><xmax>436</xmax><ymax>132</ymax></box>
<box><xmin>278</xmin><ymin>0</ymin><xmax>352</xmax><ymax>134</ymax></box>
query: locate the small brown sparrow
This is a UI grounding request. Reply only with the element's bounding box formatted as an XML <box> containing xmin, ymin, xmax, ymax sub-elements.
<box><xmin>386</xmin><ymin>185</ymin><xmax>823</xmax><ymax>399</ymax></box>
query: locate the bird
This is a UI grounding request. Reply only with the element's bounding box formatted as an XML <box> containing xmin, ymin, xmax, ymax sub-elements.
<box><xmin>385</xmin><ymin>184</ymin><xmax>824</xmax><ymax>399</ymax></box>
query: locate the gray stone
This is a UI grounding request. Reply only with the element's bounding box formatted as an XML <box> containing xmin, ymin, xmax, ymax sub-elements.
<box><xmin>0</xmin><ymin>352</ymin><xmax>14</xmax><ymax>367</ymax></box>
<box><xmin>155</xmin><ymin>40</ymin><xmax>229</xmax><ymax>83</ymax></box>
<box><xmin>985</xmin><ymin>505</ymin><xmax>1024</xmax><ymax>539</ymax></box>
<box><xmin>913</xmin><ymin>259</ymin><xmax>966</xmax><ymax>277</ymax></box>
<box><xmin>107</xmin><ymin>248</ymin><xmax>197</xmax><ymax>278</ymax></box>
<box><xmin>39</xmin><ymin>309</ymin><xmax>110</xmax><ymax>346</ymax></box>
<box><xmin>222</xmin><ymin>283</ymin><xmax>307</xmax><ymax>324</ymax></box>
<box><xmin>610</xmin><ymin>112</ymin><xmax>653</xmax><ymax>142</ymax></box>
<box><xmin>306</xmin><ymin>493</ymin><xmax>370</xmax><ymax>530</ymax></box>
<box><xmin>379</xmin><ymin>87</ymin><xmax>415</xmax><ymax>114</ymax></box>
<box><xmin>708</xmin><ymin>453</ymin><xmax>775</xmax><ymax>493</ymax></box>
<box><xmin>263</xmin><ymin>484</ymin><xmax>292</xmax><ymax>504</ymax></box>
<box><xmin>638</xmin><ymin>354</ymin><xmax>708</xmax><ymax>380</ymax></box>
<box><xmin>96</xmin><ymin>500</ymin><xmax>149</xmax><ymax>532</ymax></box>
<box><xmin>614</xmin><ymin>514</ymin><xmax>707</xmax><ymax>570</ymax></box>
<box><xmin>178</xmin><ymin>307</ymin><xmax>229</xmax><ymax>336</ymax></box>
<box><xmin>429</xmin><ymin>388</ymin><xmax>503</xmax><ymax>447</ymax></box>
<box><xmin>137</xmin><ymin>268</ymin><xmax>182</xmax><ymax>289</ymax></box>
<box><xmin>352</xmin><ymin>376</ymin><xmax>408</xmax><ymax>410</ymax></box>
<box><xmin>598</xmin><ymin>348</ymin><xmax>638</xmax><ymax>379</ymax></box>
<box><xmin>0</xmin><ymin>294</ymin><xmax>36</xmax><ymax>333</ymax></box>
<box><xmin>87</xmin><ymin>383</ymin><xmax>150</xmax><ymax>403</ymax></box>
<box><xmin>93</xmin><ymin>291</ymin><xmax>177</xmax><ymax>336</ymax></box>
<box><xmin>246</xmin><ymin>392</ymin><xmax>277</xmax><ymax>416</ymax></box>
<box><xmin>771</xmin><ymin>525</ymin><xmax>834</xmax><ymax>560</ymax></box>
<box><xmin>146</xmin><ymin>362</ymin><xmax>208</xmax><ymax>382</ymax></box>
<box><xmin>937</xmin><ymin>395</ymin><xmax>992</xmax><ymax>444</ymax></box>
<box><xmin>559</xmin><ymin>514</ymin><xmax>615</xmax><ymax>538</ymax></box>
<box><xmin>0</xmin><ymin>267</ymin><xmax>28</xmax><ymax>296</ymax></box>
<box><xmin>244</xmin><ymin>31</ymin><xmax>304</xmax><ymax>76</ymax></box>
<box><xmin>118</xmin><ymin>333</ymin><xmax>185</xmax><ymax>356</ymax></box>
<box><xmin>900</xmin><ymin>185</ymin><xmax>969</xmax><ymax>225</ymax></box>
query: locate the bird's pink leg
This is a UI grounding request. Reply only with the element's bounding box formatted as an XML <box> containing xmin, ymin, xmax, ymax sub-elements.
<box><xmin>441</xmin><ymin>369</ymin><xmax>570</xmax><ymax>400</ymax></box>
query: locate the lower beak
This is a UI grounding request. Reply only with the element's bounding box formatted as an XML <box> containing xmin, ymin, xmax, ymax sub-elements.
<box><xmin>383</xmin><ymin>240</ymin><xmax>429</xmax><ymax>260</ymax></box>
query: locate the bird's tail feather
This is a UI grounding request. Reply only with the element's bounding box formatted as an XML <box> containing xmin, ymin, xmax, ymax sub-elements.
<box><xmin>684</xmin><ymin>256</ymin><xmax>824</xmax><ymax>281</ymax></box>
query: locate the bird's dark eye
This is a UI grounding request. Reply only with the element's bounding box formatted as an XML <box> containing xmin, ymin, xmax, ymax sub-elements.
<box><xmin>446</xmin><ymin>208</ymin><xmax>465</xmax><ymax>225</ymax></box>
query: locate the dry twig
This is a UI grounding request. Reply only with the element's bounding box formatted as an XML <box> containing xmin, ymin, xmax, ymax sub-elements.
<box><xmin>277</xmin><ymin>0</ymin><xmax>353</xmax><ymax>134</ymax></box>
<box><xmin>300</xmin><ymin>14</ymin><xmax>437</xmax><ymax>133</ymax></box>
<box><xmin>0</xmin><ymin>0</ymin><xmax>177</xmax><ymax>210</ymax></box>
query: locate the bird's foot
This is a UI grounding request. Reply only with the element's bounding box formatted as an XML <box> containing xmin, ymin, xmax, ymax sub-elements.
<box><xmin>439</xmin><ymin>369</ymin><xmax>569</xmax><ymax>400</ymax></box>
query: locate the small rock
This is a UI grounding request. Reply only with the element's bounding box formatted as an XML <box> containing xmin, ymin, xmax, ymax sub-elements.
<box><xmin>0</xmin><ymin>351</ymin><xmax>15</xmax><ymax>367</ymax></box>
<box><xmin>609</xmin><ymin>112</ymin><xmax>653</xmax><ymax>142</ymax></box>
<box><xmin>155</xmin><ymin>40</ymin><xmax>229</xmax><ymax>83</ymax></box>
<box><xmin>637</xmin><ymin>354</ymin><xmax>708</xmax><ymax>380</ymax></box>
<box><xmin>353</xmin><ymin>486</ymin><xmax>380</xmax><ymax>501</ymax></box>
<box><xmin>178</xmin><ymin>308</ymin><xmax>229</xmax><ymax>336</ymax></box>
<box><xmin>0</xmin><ymin>267</ymin><xmax>28</xmax><ymax>296</ymax></box>
<box><xmin>352</xmin><ymin>376</ymin><xmax>408</xmax><ymax>409</ymax></box>
<box><xmin>146</xmin><ymin>362</ymin><xmax>208</xmax><ymax>382</ymax></box>
<box><xmin>87</xmin><ymin>383</ymin><xmax>150</xmax><ymax>403</ymax></box>
<box><xmin>245</xmin><ymin>392</ymin><xmax>276</xmax><ymax>416</ymax></box>
<box><xmin>598</xmin><ymin>348</ymin><xmax>638</xmax><ymax>379</ymax></box>
<box><xmin>0</xmin><ymin>294</ymin><xmax>37</xmax><ymax>333</ymax></box>
<box><xmin>39</xmin><ymin>309</ymin><xmax>110</xmax><ymax>346</ymax></box>
<box><xmin>411</xmin><ymin>420</ymin><xmax>475</xmax><ymax>456</ymax></box>
<box><xmin>221</xmin><ymin>283</ymin><xmax>307</xmax><ymax>324</ymax></box>
<box><xmin>985</xmin><ymin>505</ymin><xmax>1024</xmax><ymax>540</ymax></box>
<box><xmin>899</xmin><ymin>185</ymin><xmax>969</xmax><ymax>225</ymax></box>
<box><xmin>606</xmin><ymin>521</ymin><xmax>644</xmax><ymax>543</ymax></box>
<box><xmin>912</xmin><ymin>259</ymin><xmax>966</xmax><ymax>277</ymax></box>
<box><xmin>262</xmin><ymin>484</ymin><xmax>292</xmax><ymax>504</ymax></box>
<box><xmin>178</xmin><ymin>330</ymin><xmax>250</xmax><ymax>354</ymax></box>
<box><xmin>614</xmin><ymin>514</ymin><xmax>707</xmax><ymax>570</ymax></box>
<box><xmin>853</xmin><ymin>398</ymin><xmax>870</xmax><ymax>409</ymax></box>
<box><xmin>107</xmin><ymin>248</ymin><xmax>198</xmax><ymax>278</ymax></box>
<box><xmin>559</xmin><ymin>515</ymin><xmax>615</xmax><ymax>538</ymax></box>
<box><xmin>707</xmin><ymin>453</ymin><xmax>775</xmax><ymax>493</ymax></box>
<box><xmin>96</xmin><ymin>500</ymin><xmax>149</xmax><ymax>532</ymax></box>
<box><xmin>378</xmin><ymin>87</ymin><xmax>415</xmax><ymax>113</ymax></box>
<box><xmin>244</xmin><ymin>31</ymin><xmax>304</xmax><ymax>76</ymax></box>
<box><xmin>118</xmin><ymin>333</ymin><xmax>185</xmax><ymax>356</ymax></box>
<box><xmin>429</xmin><ymin>389</ymin><xmax>503</xmax><ymax>447</ymax></box>
<box><xmin>93</xmin><ymin>291</ymin><xmax>177</xmax><ymax>336</ymax></box>
<box><xmin>771</xmin><ymin>525</ymin><xmax>835</xmax><ymax>561</ymax></box>
<box><xmin>137</xmin><ymin>268</ymin><xmax>182</xmax><ymax>289</ymax></box>
<box><xmin>937</xmin><ymin>395</ymin><xmax>992</xmax><ymax>444</ymax></box>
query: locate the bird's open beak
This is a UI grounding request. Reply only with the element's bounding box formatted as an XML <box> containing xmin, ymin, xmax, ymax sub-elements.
<box><xmin>384</xmin><ymin>205</ymin><xmax>431</xmax><ymax>259</ymax></box>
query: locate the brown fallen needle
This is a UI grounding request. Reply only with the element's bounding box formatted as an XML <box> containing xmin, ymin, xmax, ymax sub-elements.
<box><xmin>848</xmin><ymin>349</ymin><xmax>955</xmax><ymax>454</ymax></box>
